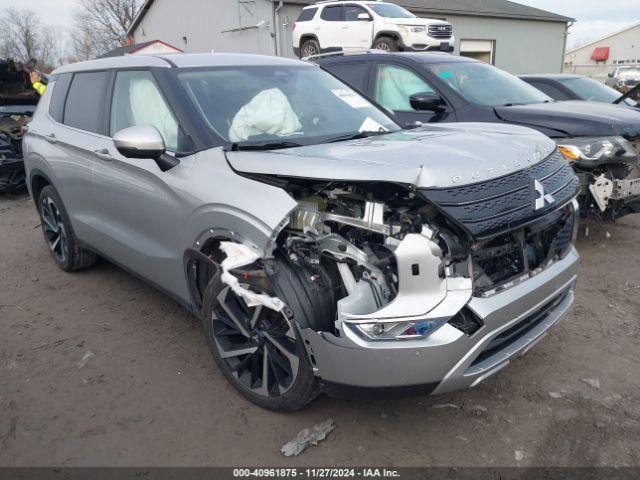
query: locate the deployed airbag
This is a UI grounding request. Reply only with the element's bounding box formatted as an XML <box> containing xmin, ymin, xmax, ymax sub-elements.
<box><xmin>228</xmin><ymin>88</ymin><xmax>301</xmax><ymax>142</ymax></box>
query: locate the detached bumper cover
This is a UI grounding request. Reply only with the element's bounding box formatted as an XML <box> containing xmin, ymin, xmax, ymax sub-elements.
<box><xmin>0</xmin><ymin>158</ymin><xmax>25</xmax><ymax>193</ymax></box>
<box><xmin>300</xmin><ymin>246</ymin><xmax>579</xmax><ymax>392</ymax></box>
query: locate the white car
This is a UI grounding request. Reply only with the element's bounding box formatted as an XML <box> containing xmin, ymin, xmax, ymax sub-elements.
<box><xmin>292</xmin><ymin>1</ymin><xmax>454</xmax><ymax>58</ymax></box>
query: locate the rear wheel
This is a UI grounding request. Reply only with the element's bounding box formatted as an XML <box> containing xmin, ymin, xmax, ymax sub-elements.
<box><xmin>373</xmin><ymin>36</ymin><xmax>399</xmax><ymax>52</ymax></box>
<box><xmin>300</xmin><ymin>38</ymin><xmax>320</xmax><ymax>58</ymax></box>
<box><xmin>202</xmin><ymin>275</ymin><xmax>319</xmax><ymax>411</ymax></box>
<box><xmin>38</xmin><ymin>185</ymin><xmax>97</xmax><ymax>272</ymax></box>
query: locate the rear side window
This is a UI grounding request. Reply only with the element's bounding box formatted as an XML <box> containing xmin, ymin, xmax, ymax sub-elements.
<box><xmin>63</xmin><ymin>71</ymin><xmax>108</xmax><ymax>133</ymax></box>
<box><xmin>297</xmin><ymin>8</ymin><xmax>317</xmax><ymax>22</ymax></box>
<box><xmin>527</xmin><ymin>81</ymin><xmax>571</xmax><ymax>101</ymax></box>
<box><xmin>48</xmin><ymin>73</ymin><xmax>72</xmax><ymax>123</ymax></box>
<box><xmin>325</xmin><ymin>63</ymin><xmax>370</xmax><ymax>91</ymax></box>
<box><xmin>321</xmin><ymin>5</ymin><xmax>343</xmax><ymax>21</ymax></box>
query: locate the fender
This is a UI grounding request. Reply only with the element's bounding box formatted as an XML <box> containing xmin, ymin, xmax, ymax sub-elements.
<box><xmin>374</xmin><ymin>30</ymin><xmax>404</xmax><ymax>49</ymax></box>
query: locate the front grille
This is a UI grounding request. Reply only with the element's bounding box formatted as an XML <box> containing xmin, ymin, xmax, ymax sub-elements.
<box><xmin>420</xmin><ymin>151</ymin><xmax>580</xmax><ymax>239</ymax></box>
<box><xmin>470</xmin><ymin>205</ymin><xmax>575</xmax><ymax>294</ymax></box>
<box><xmin>428</xmin><ymin>24</ymin><xmax>453</xmax><ymax>38</ymax></box>
<box><xmin>470</xmin><ymin>289</ymin><xmax>569</xmax><ymax>367</ymax></box>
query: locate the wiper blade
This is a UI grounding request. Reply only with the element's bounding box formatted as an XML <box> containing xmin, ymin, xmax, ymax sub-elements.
<box><xmin>225</xmin><ymin>140</ymin><xmax>303</xmax><ymax>151</ymax></box>
<box><xmin>321</xmin><ymin>130</ymin><xmax>389</xmax><ymax>144</ymax></box>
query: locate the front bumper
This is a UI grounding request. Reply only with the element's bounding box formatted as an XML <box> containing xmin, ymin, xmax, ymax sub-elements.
<box><xmin>0</xmin><ymin>158</ymin><xmax>26</xmax><ymax>193</ymax></box>
<box><xmin>300</xmin><ymin>246</ymin><xmax>579</xmax><ymax>393</ymax></box>
<box><xmin>400</xmin><ymin>33</ymin><xmax>454</xmax><ymax>52</ymax></box>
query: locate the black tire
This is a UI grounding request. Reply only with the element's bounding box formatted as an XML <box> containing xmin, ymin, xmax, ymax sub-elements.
<box><xmin>300</xmin><ymin>38</ymin><xmax>320</xmax><ymax>58</ymax></box>
<box><xmin>201</xmin><ymin>271</ymin><xmax>320</xmax><ymax>411</ymax></box>
<box><xmin>373</xmin><ymin>36</ymin><xmax>399</xmax><ymax>52</ymax></box>
<box><xmin>38</xmin><ymin>185</ymin><xmax>97</xmax><ymax>272</ymax></box>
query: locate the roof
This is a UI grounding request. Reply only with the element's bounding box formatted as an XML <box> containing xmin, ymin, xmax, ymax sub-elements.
<box><xmin>53</xmin><ymin>53</ymin><xmax>306</xmax><ymax>75</ymax></box>
<box><xmin>98</xmin><ymin>40</ymin><xmax>181</xmax><ymax>58</ymax></box>
<box><xmin>566</xmin><ymin>21</ymin><xmax>640</xmax><ymax>54</ymax></box>
<box><xmin>128</xmin><ymin>0</ymin><xmax>573</xmax><ymax>35</ymax></box>
<box><xmin>519</xmin><ymin>74</ymin><xmax>581</xmax><ymax>80</ymax></box>
<box><xmin>316</xmin><ymin>51</ymin><xmax>479</xmax><ymax>65</ymax></box>
<box><xmin>293</xmin><ymin>0</ymin><xmax>573</xmax><ymax>23</ymax></box>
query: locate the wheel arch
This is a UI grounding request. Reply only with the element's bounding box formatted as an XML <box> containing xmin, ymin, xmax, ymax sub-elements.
<box><xmin>29</xmin><ymin>168</ymin><xmax>54</xmax><ymax>204</ymax></box>
<box><xmin>373</xmin><ymin>31</ymin><xmax>404</xmax><ymax>48</ymax></box>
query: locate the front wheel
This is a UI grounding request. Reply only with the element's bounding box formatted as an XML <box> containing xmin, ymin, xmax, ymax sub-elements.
<box><xmin>201</xmin><ymin>275</ymin><xmax>319</xmax><ymax>411</ymax></box>
<box><xmin>300</xmin><ymin>38</ymin><xmax>320</xmax><ymax>58</ymax></box>
<box><xmin>373</xmin><ymin>37</ymin><xmax>399</xmax><ymax>52</ymax></box>
<box><xmin>38</xmin><ymin>185</ymin><xmax>97</xmax><ymax>272</ymax></box>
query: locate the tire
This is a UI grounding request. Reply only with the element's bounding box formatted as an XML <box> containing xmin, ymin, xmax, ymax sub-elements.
<box><xmin>38</xmin><ymin>185</ymin><xmax>97</xmax><ymax>272</ymax></box>
<box><xmin>201</xmin><ymin>270</ymin><xmax>320</xmax><ymax>411</ymax></box>
<box><xmin>299</xmin><ymin>38</ymin><xmax>320</xmax><ymax>58</ymax></box>
<box><xmin>373</xmin><ymin>36</ymin><xmax>399</xmax><ymax>52</ymax></box>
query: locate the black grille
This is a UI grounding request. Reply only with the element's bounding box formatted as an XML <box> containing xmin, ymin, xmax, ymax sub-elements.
<box><xmin>470</xmin><ymin>206</ymin><xmax>575</xmax><ymax>294</ymax></box>
<box><xmin>420</xmin><ymin>151</ymin><xmax>580</xmax><ymax>239</ymax></box>
<box><xmin>428</xmin><ymin>24</ymin><xmax>453</xmax><ymax>38</ymax></box>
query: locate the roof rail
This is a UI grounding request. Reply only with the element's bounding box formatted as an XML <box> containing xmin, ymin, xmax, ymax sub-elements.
<box><xmin>302</xmin><ymin>48</ymin><xmax>388</xmax><ymax>61</ymax></box>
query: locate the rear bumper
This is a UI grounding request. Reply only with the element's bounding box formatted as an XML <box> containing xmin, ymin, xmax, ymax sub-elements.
<box><xmin>0</xmin><ymin>158</ymin><xmax>26</xmax><ymax>193</ymax></box>
<box><xmin>300</xmin><ymin>246</ymin><xmax>579</xmax><ymax>393</ymax></box>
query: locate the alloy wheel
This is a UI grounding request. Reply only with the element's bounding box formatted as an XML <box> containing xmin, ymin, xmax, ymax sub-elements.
<box><xmin>40</xmin><ymin>196</ymin><xmax>68</xmax><ymax>263</ymax></box>
<box><xmin>302</xmin><ymin>44</ymin><xmax>318</xmax><ymax>57</ymax></box>
<box><xmin>211</xmin><ymin>286</ymin><xmax>300</xmax><ymax>398</ymax></box>
<box><xmin>375</xmin><ymin>43</ymin><xmax>391</xmax><ymax>52</ymax></box>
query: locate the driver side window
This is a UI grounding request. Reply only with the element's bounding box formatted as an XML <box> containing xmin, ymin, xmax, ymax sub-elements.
<box><xmin>375</xmin><ymin>64</ymin><xmax>435</xmax><ymax>111</ymax></box>
<box><xmin>110</xmin><ymin>70</ymin><xmax>181</xmax><ymax>153</ymax></box>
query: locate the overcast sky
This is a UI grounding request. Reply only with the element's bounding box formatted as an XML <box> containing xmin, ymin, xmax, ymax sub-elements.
<box><xmin>0</xmin><ymin>0</ymin><xmax>637</xmax><ymax>49</ymax></box>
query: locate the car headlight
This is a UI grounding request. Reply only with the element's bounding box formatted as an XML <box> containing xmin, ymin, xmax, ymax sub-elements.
<box><xmin>398</xmin><ymin>25</ymin><xmax>426</xmax><ymax>34</ymax></box>
<box><xmin>350</xmin><ymin>318</ymin><xmax>447</xmax><ymax>341</ymax></box>
<box><xmin>556</xmin><ymin>136</ymin><xmax>639</xmax><ymax>166</ymax></box>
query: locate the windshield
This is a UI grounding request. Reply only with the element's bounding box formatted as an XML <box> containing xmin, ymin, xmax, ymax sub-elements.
<box><xmin>427</xmin><ymin>62</ymin><xmax>552</xmax><ymax>107</ymax></box>
<box><xmin>177</xmin><ymin>65</ymin><xmax>399</xmax><ymax>147</ymax></box>
<box><xmin>560</xmin><ymin>77</ymin><xmax>637</xmax><ymax>106</ymax></box>
<box><xmin>367</xmin><ymin>3</ymin><xmax>415</xmax><ymax>18</ymax></box>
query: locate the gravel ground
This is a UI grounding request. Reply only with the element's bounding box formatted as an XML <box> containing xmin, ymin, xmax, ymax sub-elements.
<box><xmin>1</xmin><ymin>193</ymin><xmax>639</xmax><ymax>467</ymax></box>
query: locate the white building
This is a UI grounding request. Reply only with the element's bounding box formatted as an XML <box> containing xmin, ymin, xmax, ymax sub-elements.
<box><xmin>128</xmin><ymin>0</ymin><xmax>573</xmax><ymax>74</ymax></box>
<box><xmin>564</xmin><ymin>21</ymin><xmax>640</xmax><ymax>79</ymax></box>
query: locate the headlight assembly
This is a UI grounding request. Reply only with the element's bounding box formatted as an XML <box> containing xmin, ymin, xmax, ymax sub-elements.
<box><xmin>399</xmin><ymin>25</ymin><xmax>426</xmax><ymax>34</ymax></box>
<box><xmin>350</xmin><ymin>318</ymin><xmax>448</xmax><ymax>341</ymax></box>
<box><xmin>556</xmin><ymin>136</ymin><xmax>639</xmax><ymax>166</ymax></box>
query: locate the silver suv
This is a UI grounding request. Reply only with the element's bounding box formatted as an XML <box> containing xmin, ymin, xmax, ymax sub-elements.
<box><xmin>23</xmin><ymin>53</ymin><xmax>580</xmax><ymax>411</ymax></box>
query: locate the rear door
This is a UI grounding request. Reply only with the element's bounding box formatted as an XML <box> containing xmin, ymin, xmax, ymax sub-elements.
<box><xmin>317</xmin><ymin>5</ymin><xmax>344</xmax><ymax>49</ymax></box>
<box><xmin>45</xmin><ymin>70</ymin><xmax>112</xmax><ymax>246</ymax></box>
<box><xmin>91</xmin><ymin>68</ymin><xmax>191</xmax><ymax>300</ymax></box>
<box><xmin>371</xmin><ymin>62</ymin><xmax>456</xmax><ymax>124</ymax></box>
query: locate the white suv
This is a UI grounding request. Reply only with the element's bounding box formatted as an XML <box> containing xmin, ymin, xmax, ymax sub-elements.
<box><xmin>292</xmin><ymin>1</ymin><xmax>454</xmax><ymax>58</ymax></box>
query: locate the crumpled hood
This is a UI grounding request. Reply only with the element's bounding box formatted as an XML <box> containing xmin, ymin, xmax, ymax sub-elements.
<box><xmin>226</xmin><ymin>123</ymin><xmax>556</xmax><ymax>188</ymax></box>
<box><xmin>495</xmin><ymin>100</ymin><xmax>640</xmax><ymax>138</ymax></box>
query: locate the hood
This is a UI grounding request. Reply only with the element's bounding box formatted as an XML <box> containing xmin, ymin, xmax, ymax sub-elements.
<box><xmin>386</xmin><ymin>17</ymin><xmax>449</xmax><ymax>27</ymax></box>
<box><xmin>226</xmin><ymin>123</ymin><xmax>556</xmax><ymax>189</ymax></box>
<box><xmin>495</xmin><ymin>100</ymin><xmax>640</xmax><ymax>139</ymax></box>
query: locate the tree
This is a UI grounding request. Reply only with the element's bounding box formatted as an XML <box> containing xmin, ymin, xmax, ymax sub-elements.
<box><xmin>74</xmin><ymin>0</ymin><xmax>143</xmax><ymax>57</ymax></box>
<box><xmin>0</xmin><ymin>8</ymin><xmax>42</xmax><ymax>63</ymax></box>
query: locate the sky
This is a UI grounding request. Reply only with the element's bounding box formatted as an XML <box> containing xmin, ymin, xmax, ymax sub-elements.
<box><xmin>0</xmin><ymin>0</ymin><xmax>638</xmax><ymax>50</ymax></box>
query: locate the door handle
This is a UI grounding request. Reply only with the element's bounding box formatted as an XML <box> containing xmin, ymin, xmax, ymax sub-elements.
<box><xmin>44</xmin><ymin>133</ymin><xmax>57</xmax><ymax>144</ymax></box>
<box><xmin>342</xmin><ymin>25</ymin><xmax>349</xmax><ymax>29</ymax></box>
<box><xmin>93</xmin><ymin>149</ymin><xmax>113</xmax><ymax>161</ymax></box>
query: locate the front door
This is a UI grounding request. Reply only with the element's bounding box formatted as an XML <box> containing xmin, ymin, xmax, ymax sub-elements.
<box><xmin>92</xmin><ymin>69</ymin><xmax>190</xmax><ymax>301</ymax></box>
<box><xmin>372</xmin><ymin>63</ymin><xmax>456</xmax><ymax>125</ymax></box>
<box><xmin>342</xmin><ymin>4</ymin><xmax>374</xmax><ymax>48</ymax></box>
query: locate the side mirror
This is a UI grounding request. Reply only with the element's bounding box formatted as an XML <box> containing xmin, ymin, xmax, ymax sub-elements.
<box><xmin>357</xmin><ymin>12</ymin><xmax>371</xmax><ymax>21</ymax></box>
<box><xmin>113</xmin><ymin>125</ymin><xmax>179</xmax><ymax>171</ymax></box>
<box><xmin>409</xmin><ymin>92</ymin><xmax>447</xmax><ymax>112</ymax></box>
<box><xmin>608</xmin><ymin>72</ymin><xmax>614</xmax><ymax>78</ymax></box>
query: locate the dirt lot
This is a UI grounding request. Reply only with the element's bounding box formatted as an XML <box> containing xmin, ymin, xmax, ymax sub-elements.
<box><xmin>1</xmin><ymin>193</ymin><xmax>639</xmax><ymax>467</ymax></box>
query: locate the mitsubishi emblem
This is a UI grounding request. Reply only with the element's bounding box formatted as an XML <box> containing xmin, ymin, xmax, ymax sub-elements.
<box><xmin>531</xmin><ymin>179</ymin><xmax>554</xmax><ymax>210</ymax></box>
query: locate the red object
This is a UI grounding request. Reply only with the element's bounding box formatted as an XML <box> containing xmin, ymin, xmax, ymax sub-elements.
<box><xmin>591</xmin><ymin>47</ymin><xmax>610</xmax><ymax>61</ymax></box>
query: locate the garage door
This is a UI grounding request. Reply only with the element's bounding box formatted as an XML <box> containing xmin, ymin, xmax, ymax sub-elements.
<box><xmin>460</xmin><ymin>40</ymin><xmax>495</xmax><ymax>64</ymax></box>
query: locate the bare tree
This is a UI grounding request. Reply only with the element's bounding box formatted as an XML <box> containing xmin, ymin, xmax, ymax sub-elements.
<box><xmin>0</xmin><ymin>8</ymin><xmax>43</xmax><ymax>63</ymax></box>
<box><xmin>74</xmin><ymin>0</ymin><xmax>143</xmax><ymax>56</ymax></box>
